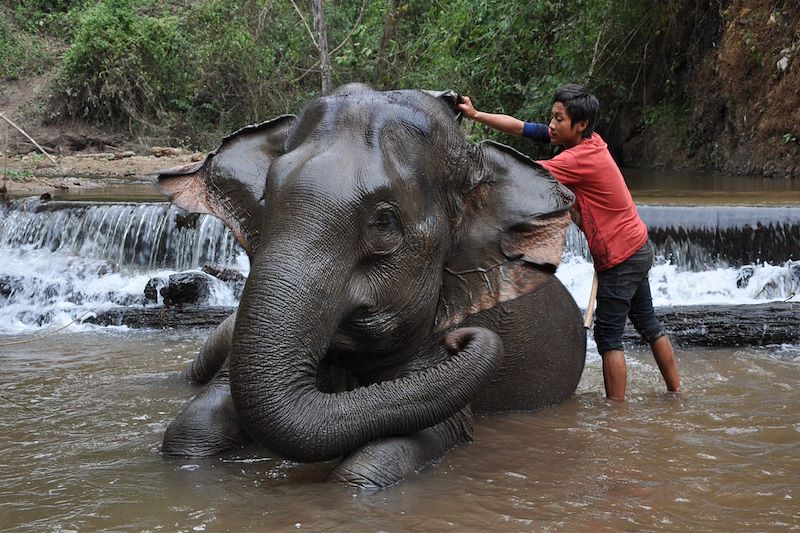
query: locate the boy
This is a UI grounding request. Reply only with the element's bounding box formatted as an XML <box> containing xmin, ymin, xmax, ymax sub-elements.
<box><xmin>458</xmin><ymin>84</ymin><xmax>680</xmax><ymax>401</ymax></box>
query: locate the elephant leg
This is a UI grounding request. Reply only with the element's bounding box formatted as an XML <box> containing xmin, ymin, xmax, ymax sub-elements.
<box><xmin>327</xmin><ymin>407</ymin><xmax>473</xmax><ymax>489</ymax></box>
<box><xmin>162</xmin><ymin>368</ymin><xmax>250</xmax><ymax>457</ymax></box>
<box><xmin>185</xmin><ymin>311</ymin><xmax>236</xmax><ymax>384</ymax></box>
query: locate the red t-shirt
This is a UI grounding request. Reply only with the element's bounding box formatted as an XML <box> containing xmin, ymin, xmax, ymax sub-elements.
<box><xmin>538</xmin><ymin>132</ymin><xmax>648</xmax><ymax>271</ymax></box>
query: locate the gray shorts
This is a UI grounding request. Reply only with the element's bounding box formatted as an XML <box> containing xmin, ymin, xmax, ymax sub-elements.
<box><xmin>594</xmin><ymin>240</ymin><xmax>666</xmax><ymax>355</ymax></box>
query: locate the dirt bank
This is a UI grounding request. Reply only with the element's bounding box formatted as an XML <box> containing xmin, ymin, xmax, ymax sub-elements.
<box><xmin>1</xmin><ymin>149</ymin><xmax>202</xmax><ymax>197</ymax></box>
<box><xmin>618</xmin><ymin>0</ymin><xmax>800</xmax><ymax>179</ymax></box>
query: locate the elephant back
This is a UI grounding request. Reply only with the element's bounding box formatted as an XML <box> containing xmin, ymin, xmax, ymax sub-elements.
<box><xmin>465</xmin><ymin>272</ymin><xmax>586</xmax><ymax>414</ymax></box>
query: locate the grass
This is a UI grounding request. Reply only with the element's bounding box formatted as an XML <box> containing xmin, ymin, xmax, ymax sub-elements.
<box><xmin>2</xmin><ymin>168</ymin><xmax>35</xmax><ymax>182</ymax></box>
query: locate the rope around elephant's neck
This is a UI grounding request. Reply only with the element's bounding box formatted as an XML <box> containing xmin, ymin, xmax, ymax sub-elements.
<box><xmin>0</xmin><ymin>311</ymin><xmax>94</xmax><ymax>347</ymax></box>
<box><xmin>0</xmin><ymin>311</ymin><xmax>95</xmax><ymax>412</ymax></box>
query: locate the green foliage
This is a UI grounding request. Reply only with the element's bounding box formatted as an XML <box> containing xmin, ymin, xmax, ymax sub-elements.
<box><xmin>50</xmin><ymin>0</ymin><xmax>323</xmax><ymax>141</ymax></box>
<box><xmin>642</xmin><ymin>98</ymin><xmax>693</xmax><ymax>149</ymax></box>
<box><xmin>0</xmin><ymin>7</ymin><xmax>56</xmax><ymax>80</ymax></box>
<box><xmin>2</xmin><ymin>168</ymin><xmax>35</xmax><ymax>182</ymax></box>
<box><xmin>176</xmin><ymin>0</ymin><xmax>313</xmax><ymax>133</ymax></box>
<box><xmin>9</xmin><ymin>0</ymin><xmax>82</xmax><ymax>36</ymax></box>
<box><xmin>53</xmin><ymin>0</ymin><xmax>187</xmax><ymax>127</ymax></box>
<box><xmin>32</xmin><ymin>0</ymin><xmax>722</xmax><ymax>150</ymax></box>
<box><xmin>743</xmin><ymin>32</ymin><xmax>764</xmax><ymax>66</ymax></box>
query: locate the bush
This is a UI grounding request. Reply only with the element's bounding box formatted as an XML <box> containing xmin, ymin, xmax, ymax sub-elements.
<box><xmin>176</xmin><ymin>0</ymin><xmax>311</xmax><ymax>134</ymax></box>
<box><xmin>49</xmin><ymin>0</ymin><xmax>323</xmax><ymax>143</ymax></box>
<box><xmin>51</xmin><ymin>0</ymin><xmax>187</xmax><ymax>129</ymax></box>
<box><xmin>9</xmin><ymin>0</ymin><xmax>83</xmax><ymax>36</ymax></box>
<box><xmin>0</xmin><ymin>8</ymin><xmax>53</xmax><ymax>80</ymax></box>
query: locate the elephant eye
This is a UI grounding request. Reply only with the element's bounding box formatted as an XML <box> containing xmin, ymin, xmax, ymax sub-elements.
<box><xmin>367</xmin><ymin>204</ymin><xmax>402</xmax><ymax>254</ymax></box>
<box><xmin>373</xmin><ymin>209</ymin><xmax>397</xmax><ymax>231</ymax></box>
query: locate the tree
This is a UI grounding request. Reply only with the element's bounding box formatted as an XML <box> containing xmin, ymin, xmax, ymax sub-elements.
<box><xmin>310</xmin><ymin>0</ymin><xmax>331</xmax><ymax>93</ymax></box>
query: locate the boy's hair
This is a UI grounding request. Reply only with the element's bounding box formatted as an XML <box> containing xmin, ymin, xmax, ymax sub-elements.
<box><xmin>553</xmin><ymin>84</ymin><xmax>598</xmax><ymax>138</ymax></box>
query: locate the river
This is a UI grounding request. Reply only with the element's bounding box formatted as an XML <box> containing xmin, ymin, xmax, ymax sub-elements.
<box><xmin>1</xmin><ymin>171</ymin><xmax>799</xmax><ymax>531</ymax></box>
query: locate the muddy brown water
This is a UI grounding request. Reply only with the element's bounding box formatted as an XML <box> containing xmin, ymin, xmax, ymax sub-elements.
<box><xmin>1</xmin><ymin>329</ymin><xmax>797</xmax><ymax>532</ymax></box>
<box><xmin>2</xmin><ymin>171</ymin><xmax>799</xmax><ymax>531</ymax></box>
<box><xmin>624</xmin><ymin>169</ymin><xmax>800</xmax><ymax>206</ymax></box>
<box><xmin>10</xmin><ymin>167</ymin><xmax>800</xmax><ymax>205</ymax></box>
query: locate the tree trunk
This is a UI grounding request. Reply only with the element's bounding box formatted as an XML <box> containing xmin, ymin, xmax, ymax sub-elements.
<box><xmin>311</xmin><ymin>0</ymin><xmax>331</xmax><ymax>94</ymax></box>
<box><xmin>376</xmin><ymin>0</ymin><xmax>398</xmax><ymax>84</ymax></box>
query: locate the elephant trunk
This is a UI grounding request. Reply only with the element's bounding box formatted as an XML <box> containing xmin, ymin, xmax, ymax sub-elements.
<box><xmin>229</xmin><ymin>248</ymin><xmax>503</xmax><ymax>463</ymax></box>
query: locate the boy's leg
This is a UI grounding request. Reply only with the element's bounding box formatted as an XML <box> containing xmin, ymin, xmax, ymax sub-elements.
<box><xmin>602</xmin><ymin>349</ymin><xmax>627</xmax><ymax>400</ymax></box>
<box><xmin>651</xmin><ymin>335</ymin><xmax>680</xmax><ymax>392</ymax></box>
<box><xmin>627</xmin><ymin>263</ymin><xmax>681</xmax><ymax>393</ymax></box>
<box><xmin>595</xmin><ymin>241</ymin><xmax>654</xmax><ymax>401</ymax></box>
<box><xmin>595</xmin><ymin>269</ymin><xmax>640</xmax><ymax>402</ymax></box>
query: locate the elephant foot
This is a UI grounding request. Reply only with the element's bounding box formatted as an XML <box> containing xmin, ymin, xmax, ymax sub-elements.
<box><xmin>327</xmin><ymin>408</ymin><xmax>473</xmax><ymax>489</ymax></box>
<box><xmin>162</xmin><ymin>370</ymin><xmax>250</xmax><ymax>457</ymax></box>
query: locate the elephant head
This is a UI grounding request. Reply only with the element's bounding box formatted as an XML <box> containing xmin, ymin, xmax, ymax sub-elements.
<box><xmin>158</xmin><ymin>84</ymin><xmax>574</xmax><ymax>463</ymax></box>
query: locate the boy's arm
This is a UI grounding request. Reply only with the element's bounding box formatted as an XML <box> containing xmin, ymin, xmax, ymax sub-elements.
<box><xmin>458</xmin><ymin>96</ymin><xmax>524</xmax><ymax>136</ymax></box>
<box><xmin>458</xmin><ymin>96</ymin><xmax>550</xmax><ymax>142</ymax></box>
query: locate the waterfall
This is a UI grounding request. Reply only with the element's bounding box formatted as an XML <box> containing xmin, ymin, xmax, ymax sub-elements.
<box><xmin>0</xmin><ymin>199</ymin><xmax>798</xmax><ymax>331</ymax></box>
<box><xmin>565</xmin><ymin>205</ymin><xmax>800</xmax><ymax>269</ymax></box>
<box><xmin>0</xmin><ymin>199</ymin><xmax>242</xmax><ymax>271</ymax></box>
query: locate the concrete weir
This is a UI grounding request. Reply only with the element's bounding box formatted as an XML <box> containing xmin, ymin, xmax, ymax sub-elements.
<box><xmin>85</xmin><ymin>301</ymin><xmax>800</xmax><ymax>347</ymax></box>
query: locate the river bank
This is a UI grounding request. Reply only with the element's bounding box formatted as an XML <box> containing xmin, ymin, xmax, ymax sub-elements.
<box><xmin>1</xmin><ymin>149</ymin><xmax>202</xmax><ymax>197</ymax></box>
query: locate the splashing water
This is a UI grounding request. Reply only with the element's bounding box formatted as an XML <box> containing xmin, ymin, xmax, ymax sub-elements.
<box><xmin>1</xmin><ymin>200</ymin><xmax>798</xmax><ymax>333</ymax></box>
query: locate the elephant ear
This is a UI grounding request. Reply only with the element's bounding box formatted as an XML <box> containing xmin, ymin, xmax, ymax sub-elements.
<box><xmin>437</xmin><ymin>141</ymin><xmax>575</xmax><ymax>330</ymax></box>
<box><xmin>157</xmin><ymin>115</ymin><xmax>296</xmax><ymax>255</ymax></box>
<box><xmin>421</xmin><ymin>89</ymin><xmax>464</xmax><ymax>122</ymax></box>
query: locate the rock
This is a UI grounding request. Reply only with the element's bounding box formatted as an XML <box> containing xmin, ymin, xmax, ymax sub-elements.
<box><xmin>0</xmin><ymin>274</ymin><xmax>24</xmax><ymax>300</ymax></box>
<box><xmin>736</xmin><ymin>266</ymin><xmax>755</xmax><ymax>288</ymax></box>
<box><xmin>111</xmin><ymin>150</ymin><xmax>136</xmax><ymax>160</ymax></box>
<box><xmin>621</xmin><ymin>301</ymin><xmax>800</xmax><ymax>347</ymax></box>
<box><xmin>151</xmin><ymin>146</ymin><xmax>188</xmax><ymax>157</ymax></box>
<box><xmin>174</xmin><ymin>212</ymin><xmax>200</xmax><ymax>229</ymax></box>
<box><xmin>144</xmin><ymin>276</ymin><xmax>167</xmax><ymax>304</ymax></box>
<box><xmin>201</xmin><ymin>263</ymin><xmax>246</xmax><ymax>299</ymax></box>
<box><xmin>777</xmin><ymin>55</ymin><xmax>790</xmax><ymax>72</ymax></box>
<box><xmin>0</xmin><ymin>183</ymin><xmax>10</xmax><ymax>208</ymax></box>
<box><xmin>85</xmin><ymin>305</ymin><xmax>236</xmax><ymax>328</ymax></box>
<box><xmin>159</xmin><ymin>271</ymin><xmax>218</xmax><ymax>306</ymax></box>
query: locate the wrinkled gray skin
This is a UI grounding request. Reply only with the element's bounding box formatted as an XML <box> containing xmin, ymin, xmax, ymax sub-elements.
<box><xmin>158</xmin><ymin>85</ymin><xmax>586</xmax><ymax>489</ymax></box>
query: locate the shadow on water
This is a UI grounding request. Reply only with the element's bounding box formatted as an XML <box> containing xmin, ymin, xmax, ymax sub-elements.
<box><xmin>1</xmin><ymin>330</ymin><xmax>797</xmax><ymax>531</ymax></box>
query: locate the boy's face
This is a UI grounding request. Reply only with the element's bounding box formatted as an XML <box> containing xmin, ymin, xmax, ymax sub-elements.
<box><xmin>548</xmin><ymin>102</ymin><xmax>587</xmax><ymax>148</ymax></box>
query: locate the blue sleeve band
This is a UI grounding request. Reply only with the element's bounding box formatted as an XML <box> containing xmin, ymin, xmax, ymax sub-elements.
<box><xmin>522</xmin><ymin>122</ymin><xmax>550</xmax><ymax>143</ymax></box>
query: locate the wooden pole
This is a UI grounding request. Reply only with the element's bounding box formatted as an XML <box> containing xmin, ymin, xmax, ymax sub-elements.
<box><xmin>583</xmin><ymin>272</ymin><xmax>598</xmax><ymax>329</ymax></box>
<box><xmin>0</xmin><ymin>112</ymin><xmax>58</xmax><ymax>166</ymax></box>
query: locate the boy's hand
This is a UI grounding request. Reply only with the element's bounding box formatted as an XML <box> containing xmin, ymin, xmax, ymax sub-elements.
<box><xmin>455</xmin><ymin>97</ymin><xmax>525</xmax><ymax>136</ymax></box>
<box><xmin>457</xmin><ymin>96</ymin><xmax>479</xmax><ymax>120</ymax></box>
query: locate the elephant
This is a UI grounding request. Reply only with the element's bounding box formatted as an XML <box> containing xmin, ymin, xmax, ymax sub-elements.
<box><xmin>157</xmin><ymin>84</ymin><xmax>586</xmax><ymax>489</ymax></box>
